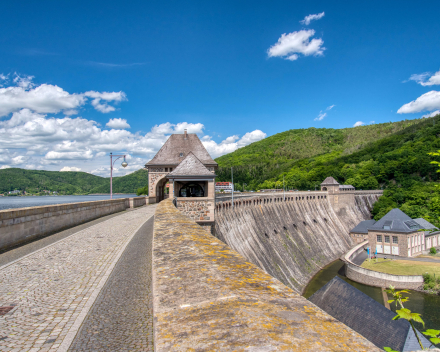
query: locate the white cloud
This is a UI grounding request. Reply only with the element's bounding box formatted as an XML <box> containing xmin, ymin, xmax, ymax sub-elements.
<box><xmin>353</xmin><ymin>121</ymin><xmax>365</xmax><ymax>127</ymax></box>
<box><xmin>314</xmin><ymin>111</ymin><xmax>326</xmax><ymax>121</ymax></box>
<box><xmin>106</xmin><ymin>118</ymin><xmax>131</xmax><ymax>129</ymax></box>
<box><xmin>300</xmin><ymin>12</ymin><xmax>325</xmax><ymax>25</ymax></box>
<box><xmin>0</xmin><ymin>165</ymin><xmax>11</xmax><ymax>169</ymax></box>
<box><xmin>408</xmin><ymin>70</ymin><xmax>440</xmax><ymax>86</ymax></box>
<box><xmin>202</xmin><ymin>130</ymin><xmax>266</xmax><ymax>158</ymax></box>
<box><xmin>422</xmin><ymin>110</ymin><xmax>440</xmax><ymax>118</ymax></box>
<box><xmin>268</xmin><ymin>29</ymin><xmax>325</xmax><ymax>61</ymax></box>
<box><xmin>0</xmin><ymin>75</ymin><xmax>127</xmax><ymax>117</ymax></box>
<box><xmin>0</xmin><ymin>76</ymin><xmax>266</xmax><ymax>175</ymax></box>
<box><xmin>326</xmin><ymin>104</ymin><xmax>335</xmax><ymax>110</ymax></box>
<box><xmin>398</xmin><ymin>91</ymin><xmax>440</xmax><ymax>114</ymax></box>
<box><xmin>84</xmin><ymin>91</ymin><xmax>127</xmax><ymax>113</ymax></box>
<box><xmin>60</xmin><ymin>166</ymin><xmax>82</xmax><ymax>172</ymax></box>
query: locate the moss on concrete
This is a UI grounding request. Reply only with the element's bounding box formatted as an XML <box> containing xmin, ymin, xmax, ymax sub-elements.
<box><xmin>152</xmin><ymin>199</ymin><xmax>380</xmax><ymax>351</ymax></box>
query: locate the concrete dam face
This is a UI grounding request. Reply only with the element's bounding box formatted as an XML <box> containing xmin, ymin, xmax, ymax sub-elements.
<box><xmin>215</xmin><ymin>191</ymin><xmax>381</xmax><ymax>293</ymax></box>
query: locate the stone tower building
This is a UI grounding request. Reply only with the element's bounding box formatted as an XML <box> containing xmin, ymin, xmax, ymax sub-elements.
<box><xmin>144</xmin><ymin>129</ymin><xmax>218</xmax><ymax>232</ymax></box>
<box><xmin>321</xmin><ymin>176</ymin><xmax>355</xmax><ymax>215</ymax></box>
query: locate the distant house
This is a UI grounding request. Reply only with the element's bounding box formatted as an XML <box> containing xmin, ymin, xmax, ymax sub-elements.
<box><xmin>8</xmin><ymin>190</ymin><xmax>21</xmax><ymax>194</ymax></box>
<box><xmin>349</xmin><ymin>208</ymin><xmax>439</xmax><ymax>257</ymax></box>
<box><xmin>309</xmin><ymin>277</ymin><xmax>431</xmax><ymax>352</ymax></box>
<box><xmin>215</xmin><ymin>182</ymin><xmax>233</xmax><ymax>192</ymax></box>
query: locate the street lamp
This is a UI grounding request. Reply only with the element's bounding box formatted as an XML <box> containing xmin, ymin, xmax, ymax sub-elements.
<box><xmin>110</xmin><ymin>153</ymin><xmax>128</xmax><ymax>199</ymax></box>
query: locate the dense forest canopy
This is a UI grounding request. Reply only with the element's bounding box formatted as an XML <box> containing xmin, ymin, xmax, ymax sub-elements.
<box><xmin>0</xmin><ymin>168</ymin><xmax>149</xmax><ymax>195</ymax></box>
<box><xmin>215</xmin><ymin>116</ymin><xmax>440</xmax><ymax>226</ymax></box>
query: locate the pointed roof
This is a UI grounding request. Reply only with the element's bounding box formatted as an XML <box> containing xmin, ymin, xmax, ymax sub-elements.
<box><xmin>146</xmin><ymin>133</ymin><xmax>217</xmax><ymax>166</ymax></box>
<box><xmin>321</xmin><ymin>176</ymin><xmax>339</xmax><ymax>185</ymax></box>
<box><xmin>168</xmin><ymin>152</ymin><xmax>215</xmax><ymax>177</ymax></box>
<box><xmin>309</xmin><ymin>277</ymin><xmax>431</xmax><ymax>351</ymax></box>
<box><xmin>369</xmin><ymin>208</ymin><xmax>422</xmax><ymax>233</ymax></box>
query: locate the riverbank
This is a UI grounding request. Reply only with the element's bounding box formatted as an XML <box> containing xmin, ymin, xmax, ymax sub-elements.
<box><xmin>303</xmin><ymin>259</ymin><xmax>440</xmax><ymax>332</ymax></box>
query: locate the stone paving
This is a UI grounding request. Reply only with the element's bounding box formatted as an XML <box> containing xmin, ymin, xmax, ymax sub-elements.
<box><xmin>0</xmin><ymin>205</ymin><xmax>155</xmax><ymax>351</ymax></box>
<box><xmin>68</xmin><ymin>216</ymin><xmax>154</xmax><ymax>351</ymax></box>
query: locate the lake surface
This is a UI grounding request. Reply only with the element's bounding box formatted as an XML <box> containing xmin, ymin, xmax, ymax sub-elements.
<box><xmin>0</xmin><ymin>194</ymin><xmax>138</xmax><ymax>211</ymax></box>
<box><xmin>303</xmin><ymin>260</ymin><xmax>440</xmax><ymax>331</ymax></box>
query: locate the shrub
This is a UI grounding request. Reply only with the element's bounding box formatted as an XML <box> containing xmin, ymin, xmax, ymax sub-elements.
<box><xmin>430</xmin><ymin>247</ymin><xmax>437</xmax><ymax>255</ymax></box>
<box><xmin>424</xmin><ymin>281</ymin><xmax>436</xmax><ymax>290</ymax></box>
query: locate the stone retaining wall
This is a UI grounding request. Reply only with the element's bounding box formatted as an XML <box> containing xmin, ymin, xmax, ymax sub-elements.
<box><xmin>152</xmin><ymin>199</ymin><xmax>379</xmax><ymax>351</ymax></box>
<box><xmin>342</xmin><ymin>241</ymin><xmax>424</xmax><ymax>289</ymax></box>
<box><xmin>0</xmin><ymin>197</ymin><xmax>148</xmax><ymax>250</ymax></box>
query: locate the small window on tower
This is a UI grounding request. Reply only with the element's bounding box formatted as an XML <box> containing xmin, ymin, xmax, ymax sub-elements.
<box><xmin>179</xmin><ymin>153</ymin><xmax>184</xmax><ymax>157</ymax></box>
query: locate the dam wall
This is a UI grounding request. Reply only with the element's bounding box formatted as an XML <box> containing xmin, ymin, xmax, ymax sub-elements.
<box><xmin>214</xmin><ymin>191</ymin><xmax>382</xmax><ymax>293</ymax></box>
<box><xmin>0</xmin><ymin>196</ymin><xmax>148</xmax><ymax>251</ymax></box>
<box><xmin>152</xmin><ymin>199</ymin><xmax>379</xmax><ymax>351</ymax></box>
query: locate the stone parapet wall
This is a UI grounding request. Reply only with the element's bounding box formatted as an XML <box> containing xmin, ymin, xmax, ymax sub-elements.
<box><xmin>342</xmin><ymin>241</ymin><xmax>424</xmax><ymax>289</ymax></box>
<box><xmin>0</xmin><ymin>197</ymin><xmax>147</xmax><ymax>250</ymax></box>
<box><xmin>176</xmin><ymin>197</ymin><xmax>214</xmax><ymax>223</ymax></box>
<box><xmin>152</xmin><ymin>199</ymin><xmax>379</xmax><ymax>351</ymax></box>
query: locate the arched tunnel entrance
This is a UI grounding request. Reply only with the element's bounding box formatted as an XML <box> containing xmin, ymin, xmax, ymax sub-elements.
<box><xmin>156</xmin><ymin>177</ymin><xmax>170</xmax><ymax>202</ymax></box>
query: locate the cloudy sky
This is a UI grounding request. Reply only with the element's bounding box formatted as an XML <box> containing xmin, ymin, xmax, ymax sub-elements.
<box><xmin>1</xmin><ymin>1</ymin><xmax>440</xmax><ymax>176</ymax></box>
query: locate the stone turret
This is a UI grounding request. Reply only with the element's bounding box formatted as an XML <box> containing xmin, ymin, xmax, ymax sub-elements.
<box><xmin>321</xmin><ymin>176</ymin><xmax>340</xmax><ymax>194</ymax></box>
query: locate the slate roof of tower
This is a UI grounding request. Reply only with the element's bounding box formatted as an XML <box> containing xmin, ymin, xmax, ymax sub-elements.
<box><xmin>167</xmin><ymin>152</ymin><xmax>215</xmax><ymax>177</ymax></box>
<box><xmin>309</xmin><ymin>276</ymin><xmax>431</xmax><ymax>352</ymax></box>
<box><xmin>368</xmin><ymin>208</ymin><xmax>423</xmax><ymax>233</ymax></box>
<box><xmin>350</xmin><ymin>219</ymin><xmax>377</xmax><ymax>234</ymax></box>
<box><xmin>145</xmin><ymin>133</ymin><xmax>217</xmax><ymax>166</ymax></box>
<box><xmin>321</xmin><ymin>176</ymin><xmax>340</xmax><ymax>185</ymax></box>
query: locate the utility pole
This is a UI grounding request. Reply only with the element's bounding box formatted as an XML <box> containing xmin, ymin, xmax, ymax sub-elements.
<box><xmin>283</xmin><ymin>175</ymin><xmax>285</xmax><ymax>201</ymax></box>
<box><xmin>231</xmin><ymin>167</ymin><xmax>234</xmax><ymax>209</ymax></box>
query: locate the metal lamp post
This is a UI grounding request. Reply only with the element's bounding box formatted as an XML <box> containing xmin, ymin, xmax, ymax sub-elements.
<box><xmin>110</xmin><ymin>153</ymin><xmax>128</xmax><ymax>199</ymax></box>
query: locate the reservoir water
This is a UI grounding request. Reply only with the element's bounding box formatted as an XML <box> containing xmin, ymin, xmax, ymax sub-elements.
<box><xmin>0</xmin><ymin>194</ymin><xmax>138</xmax><ymax>211</ymax></box>
<box><xmin>303</xmin><ymin>260</ymin><xmax>440</xmax><ymax>332</ymax></box>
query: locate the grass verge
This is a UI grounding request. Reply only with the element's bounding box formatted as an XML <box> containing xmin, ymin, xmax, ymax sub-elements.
<box><xmin>361</xmin><ymin>258</ymin><xmax>440</xmax><ymax>276</ymax></box>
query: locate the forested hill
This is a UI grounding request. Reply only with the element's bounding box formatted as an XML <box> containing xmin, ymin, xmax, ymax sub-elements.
<box><xmin>215</xmin><ymin>115</ymin><xmax>440</xmax><ymax>225</ymax></box>
<box><xmin>0</xmin><ymin>168</ymin><xmax>148</xmax><ymax>195</ymax></box>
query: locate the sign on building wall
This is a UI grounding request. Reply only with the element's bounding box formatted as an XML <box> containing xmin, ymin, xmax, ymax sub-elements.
<box><xmin>384</xmin><ymin>245</ymin><xmax>391</xmax><ymax>254</ymax></box>
<box><xmin>392</xmin><ymin>246</ymin><xmax>399</xmax><ymax>255</ymax></box>
<box><xmin>376</xmin><ymin>244</ymin><xmax>383</xmax><ymax>253</ymax></box>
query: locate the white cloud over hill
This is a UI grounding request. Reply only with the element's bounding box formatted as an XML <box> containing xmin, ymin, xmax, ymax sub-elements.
<box><xmin>0</xmin><ymin>75</ymin><xmax>267</xmax><ymax>176</ymax></box>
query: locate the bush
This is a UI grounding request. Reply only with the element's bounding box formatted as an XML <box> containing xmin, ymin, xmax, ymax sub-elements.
<box><xmin>430</xmin><ymin>247</ymin><xmax>437</xmax><ymax>255</ymax></box>
<box><xmin>424</xmin><ymin>281</ymin><xmax>436</xmax><ymax>290</ymax></box>
<box><xmin>136</xmin><ymin>185</ymin><xmax>148</xmax><ymax>196</ymax></box>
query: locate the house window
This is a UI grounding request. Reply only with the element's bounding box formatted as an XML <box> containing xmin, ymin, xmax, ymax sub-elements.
<box><xmin>170</xmin><ymin>168</ymin><xmax>173</xmax><ymax>171</ymax></box>
<box><xmin>179</xmin><ymin>153</ymin><xmax>184</xmax><ymax>157</ymax></box>
<box><xmin>165</xmin><ymin>168</ymin><xmax>168</xmax><ymax>172</ymax></box>
<box><xmin>384</xmin><ymin>235</ymin><xmax>390</xmax><ymax>243</ymax></box>
<box><xmin>392</xmin><ymin>236</ymin><xmax>398</xmax><ymax>244</ymax></box>
<box><xmin>377</xmin><ymin>235</ymin><xmax>382</xmax><ymax>242</ymax></box>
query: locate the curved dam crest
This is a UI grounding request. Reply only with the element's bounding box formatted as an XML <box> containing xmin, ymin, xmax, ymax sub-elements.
<box><xmin>215</xmin><ymin>192</ymin><xmax>381</xmax><ymax>293</ymax></box>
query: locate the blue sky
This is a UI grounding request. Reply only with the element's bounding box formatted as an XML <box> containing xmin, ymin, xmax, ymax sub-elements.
<box><xmin>1</xmin><ymin>1</ymin><xmax>440</xmax><ymax>175</ymax></box>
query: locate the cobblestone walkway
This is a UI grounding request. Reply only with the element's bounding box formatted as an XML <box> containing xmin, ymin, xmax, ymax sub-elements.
<box><xmin>0</xmin><ymin>205</ymin><xmax>156</xmax><ymax>352</ymax></box>
<box><xmin>68</xmin><ymin>216</ymin><xmax>154</xmax><ymax>351</ymax></box>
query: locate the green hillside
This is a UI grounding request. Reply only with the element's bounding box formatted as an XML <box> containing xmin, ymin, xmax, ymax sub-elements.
<box><xmin>215</xmin><ymin>115</ymin><xmax>440</xmax><ymax>226</ymax></box>
<box><xmin>0</xmin><ymin>168</ymin><xmax>148</xmax><ymax>195</ymax></box>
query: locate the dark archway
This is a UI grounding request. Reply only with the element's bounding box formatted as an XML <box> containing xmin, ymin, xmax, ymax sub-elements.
<box><xmin>179</xmin><ymin>183</ymin><xmax>205</xmax><ymax>197</ymax></box>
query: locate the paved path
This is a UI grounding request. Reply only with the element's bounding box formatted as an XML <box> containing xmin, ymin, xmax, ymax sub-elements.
<box><xmin>0</xmin><ymin>205</ymin><xmax>156</xmax><ymax>352</ymax></box>
<box><xmin>376</xmin><ymin>253</ymin><xmax>440</xmax><ymax>263</ymax></box>
<box><xmin>68</xmin><ymin>216</ymin><xmax>154</xmax><ymax>351</ymax></box>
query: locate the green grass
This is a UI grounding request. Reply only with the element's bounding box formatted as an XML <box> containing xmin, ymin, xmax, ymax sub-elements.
<box><xmin>361</xmin><ymin>258</ymin><xmax>440</xmax><ymax>276</ymax></box>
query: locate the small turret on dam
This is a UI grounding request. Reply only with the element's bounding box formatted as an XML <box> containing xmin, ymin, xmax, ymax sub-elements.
<box><xmin>215</xmin><ymin>179</ymin><xmax>382</xmax><ymax>293</ymax></box>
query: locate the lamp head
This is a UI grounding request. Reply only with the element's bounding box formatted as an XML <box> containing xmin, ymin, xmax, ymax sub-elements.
<box><xmin>121</xmin><ymin>156</ymin><xmax>128</xmax><ymax>168</ymax></box>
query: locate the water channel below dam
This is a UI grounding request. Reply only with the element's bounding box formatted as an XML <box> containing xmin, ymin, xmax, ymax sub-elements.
<box><xmin>303</xmin><ymin>259</ymin><xmax>440</xmax><ymax>332</ymax></box>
